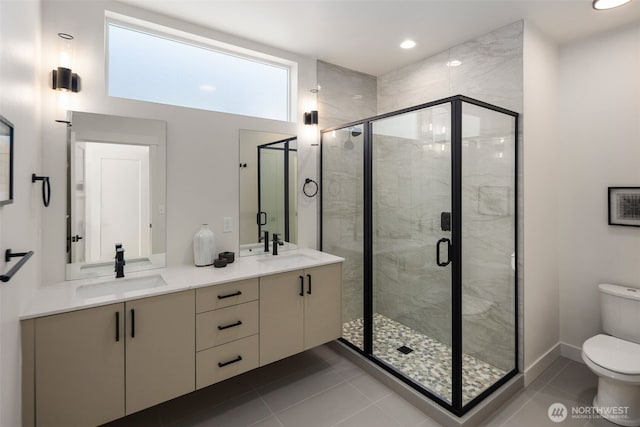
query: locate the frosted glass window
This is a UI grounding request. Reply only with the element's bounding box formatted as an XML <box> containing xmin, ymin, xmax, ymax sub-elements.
<box><xmin>107</xmin><ymin>23</ymin><xmax>290</xmax><ymax>121</ymax></box>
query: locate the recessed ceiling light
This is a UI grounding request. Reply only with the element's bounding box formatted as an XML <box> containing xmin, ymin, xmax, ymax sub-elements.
<box><xmin>447</xmin><ymin>60</ymin><xmax>462</xmax><ymax>67</ymax></box>
<box><xmin>400</xmin><ymin>40</ymin><xmax>416</xmax><ymax>49</ymax></box>
<box><xmin>592</xmin><ymin>0</ymin><xmax>632</xmax><ymax>9</ymax></box>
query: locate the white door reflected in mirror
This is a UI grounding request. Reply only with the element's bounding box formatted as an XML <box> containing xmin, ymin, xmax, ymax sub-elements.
<box><xmin>75</xmin><ymin>142</ymin><xmax>150</xmax><ymax>263</ymax></box>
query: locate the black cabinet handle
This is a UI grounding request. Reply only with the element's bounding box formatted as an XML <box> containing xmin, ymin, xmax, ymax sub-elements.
<box><xmin>130</xmin><ymin>309</ymin><xmax>135</xmax><ymax>338</ymax></box>
<box><xmin>218</xmin><ymin>291</ymin><xmax>242</xmax><ymax>300</ymax></box>
<box><xmin>299</xmin><ymin>275</ymin><xmax>304</xmax><ymax>296</ymax></box>
<box><xmin>115</xmin><ymin>312</ymin><xmax>120</xmax><ymax>342</ymax></box>
<box><xmin>218</xmin><ymin>320</ymin><xmax>243</xmax><ymax>331</ymax></box>
<box><xmin>436</xmin><ymin>238</ymin><xmax>452</xmax><ymax>267</ymax></box>
<box><xmin>307</xmin><ymin>274</ymin><xmax>312</xmax><ymax>295</ymax></box>
<box><xmin>218</xmin><ymin>355</ymin><xmax>243</xmax><ymax>368</ymax></box>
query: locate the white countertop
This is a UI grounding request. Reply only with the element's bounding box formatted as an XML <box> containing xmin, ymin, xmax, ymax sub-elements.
<box><xmin>21</xmin><ymin>248</ymin><xmax>344</xmax><ymax>320</ymax></box>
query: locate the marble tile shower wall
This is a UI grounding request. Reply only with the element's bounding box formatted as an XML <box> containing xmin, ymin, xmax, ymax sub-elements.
<box><xmin>318</xmin><ymin>61</ymin><xmax>377</xmax><ymax>327</ymax></box>
<box><xmin>322</xmin><ymin>129</ymin><xmax>366</xmax><ymax>326</ymax></box>
<box><xmin>377</xmin><ymin>21</ymin><xmax>523</xmax><ymax>114</ymax></box>
<box><xmin>317</xmin><ymin>60</ymin><xmax>377</xmax><ymax>130</ymax></box>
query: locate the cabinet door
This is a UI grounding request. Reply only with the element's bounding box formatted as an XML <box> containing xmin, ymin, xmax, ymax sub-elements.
<box><xmin>125</xmin><ymin>290</ymin><xmax>195</xmax><ymax>415</ymax></box>
<box><xmin>304</xmin><ymin>263</ymin><xmax>342</xmax><ymax>350</ymax></box>
<box><xmin>260</xmin><ymin>270</ymin><xmax>304</xmax><ymax>365</ymax></box>
<box><xmin>35</xmin><ymin>303</ymin><xmax>125</xmax><ymax>427</ymax></box>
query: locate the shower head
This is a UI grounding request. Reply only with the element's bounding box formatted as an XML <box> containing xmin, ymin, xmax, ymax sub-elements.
<box><xmin>344</xmin><ymin>137</ymin><xmax>354</xmax><ymax>150</ymax></box>
<box><xmin>343</xmin><ymin>126</ymin><xmax>361</xmax><ymax>150</ymax></box>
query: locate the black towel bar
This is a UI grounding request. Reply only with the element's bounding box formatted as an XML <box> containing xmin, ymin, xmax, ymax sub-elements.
<box><xmin>1</xmin><ymin>249</ymin><xmax>34</xmax><ymax>283</ymax></box>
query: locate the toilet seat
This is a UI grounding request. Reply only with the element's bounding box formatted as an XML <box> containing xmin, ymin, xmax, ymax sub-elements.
<box><xmin>583</xmin><ymin>334</ymin><xmax>640</xmax><ymax>378</ymax></box>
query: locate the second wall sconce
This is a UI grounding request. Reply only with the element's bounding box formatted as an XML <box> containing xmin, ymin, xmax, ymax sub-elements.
<box><xmin>52</xmin><ymin>33</ymin><xmax>80</xmax><ymax>93</ymax></box>
<box><xmin>304</xmin><ymin>110</ymin><xmax>318</xmax><ymax>125</ymax></box>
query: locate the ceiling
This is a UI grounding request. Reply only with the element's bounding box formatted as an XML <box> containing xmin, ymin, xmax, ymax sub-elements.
<box><xmin>117</xmin><ymin>0</ymin><xmax>640</xmax><ymax>76</ymax></box>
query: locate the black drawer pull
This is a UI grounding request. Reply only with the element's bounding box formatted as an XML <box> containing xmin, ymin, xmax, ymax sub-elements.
<box><xmin>218</xmin><ymin>320</ymin><xmax>243</xmax><ymax>331</ymax></box>
<box><xmin>115</xmin><ymin>312</ymin><xmax>120</xmax><ymax>342</ymax></box>
<box><xmin>307</xmin><ymin>274</ymin><xmax>312</xmax><ymax>295</ymax></box>
<box><xmin>218</xmin><ymin>355</ymin><xmax>243</xmax><ymax>368</ymax></box>
<box><xmin>130</xmin><ymin>309</ymin><xmax>135</xmax><ymax>338</ymax></box>
<box><xmin>299</xmin><ymin>275</ymin><xmax>304</xmax><ymax>296</ymax></box>
<box><xmin>218</xmin><ymin>291</ymin><xmax>242</xmax><ymax>300</ymax></box>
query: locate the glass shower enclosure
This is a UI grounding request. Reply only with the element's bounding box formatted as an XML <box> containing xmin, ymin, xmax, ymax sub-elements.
<box><xmin>321</xmin><ymin>95</ymin><xmax>518</xmax><ymax>415</ymax></box>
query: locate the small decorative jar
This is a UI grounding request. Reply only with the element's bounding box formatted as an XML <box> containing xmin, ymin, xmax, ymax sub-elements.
<box><xmin>193</xmin><ymin>224</ymin><xmax>216</xmax><ymax>267</ymax></box>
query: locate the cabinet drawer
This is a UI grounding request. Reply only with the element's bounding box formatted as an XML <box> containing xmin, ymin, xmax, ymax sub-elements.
<box><xmin>196</xmin><ymin>335</ymin><xmax>259</xmax><ymax>389</ymax></box>
<box><xmin>196</xmin><ymin>301</ymin><xmax>259</xmax><ymax>351</ymax></box>
<box><xmin>196</xmin><ymin>278</ymin><xmax>258</xmax><ymax>313</ymax></box>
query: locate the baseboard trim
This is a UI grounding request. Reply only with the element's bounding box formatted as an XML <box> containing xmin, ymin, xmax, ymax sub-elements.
<box><xmin>560</xmin><ymin>342</ymin><xmax>583</xmax><ymax>363</ymax></box>
<box><xmin>523</xmin><ymin>343</ymin><xmax>560</xmax><ymax>386</ymax></box>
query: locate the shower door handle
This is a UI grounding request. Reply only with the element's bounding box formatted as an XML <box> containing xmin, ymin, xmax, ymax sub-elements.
<box><xmin>436</xmin><ymin>238</ymin><xmax>452</xmax><ymax>267</ymax></box>
<box><xmin>257</xmin><ymin>211</ymin><xmax>267</xmax><ymax>226</ymax></box>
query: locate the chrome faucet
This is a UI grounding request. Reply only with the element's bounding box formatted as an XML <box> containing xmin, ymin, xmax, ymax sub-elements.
<box><xmin>115</xmin><ymin>243</ymin><xmax>125</xmax><ymax>278</ymax></box>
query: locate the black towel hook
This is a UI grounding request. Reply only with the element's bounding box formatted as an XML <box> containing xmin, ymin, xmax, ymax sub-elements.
<box><xmin>32</xmin><ymin>174</ymin><xmax>51</xmax><ymax>207</ymax></box>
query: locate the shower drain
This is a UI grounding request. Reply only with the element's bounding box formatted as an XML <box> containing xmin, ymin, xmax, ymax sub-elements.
<box><xmin>397</xmin><ymin>345</ymin><xmax>414</xmax><ymax>354</ymax></box>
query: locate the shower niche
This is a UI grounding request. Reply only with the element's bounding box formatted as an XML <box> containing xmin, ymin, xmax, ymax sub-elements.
<box><xmin>321</xmin><ymin>95</ymin><xmax>518</xmax><ymax>415</ymax></box>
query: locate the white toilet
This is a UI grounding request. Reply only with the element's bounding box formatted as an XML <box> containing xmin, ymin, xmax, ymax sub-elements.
<box><xmin>582</xmin><ymin>283</ymin><xmax>640</xmax><ymax>427</ymax></box>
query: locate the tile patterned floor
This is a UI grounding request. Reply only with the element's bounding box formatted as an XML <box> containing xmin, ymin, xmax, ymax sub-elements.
<box><xmin>103</xmin><ymin>344</ymin><xmax>439</xmax><ymax>427</ymax></box>
<box><xmin>481</xmin><ymin>357</ymin><xmax>604</xmax><ymax>427</ymax></box>
<box><xmin>342</xmin><ymin>314</ymin><xmax>506</xmax><ymax>403</ymax></box>
<box><xmin>102</xmin><ymin>344</ymin><xmax>603</xmax><ymax>427</ymax></box>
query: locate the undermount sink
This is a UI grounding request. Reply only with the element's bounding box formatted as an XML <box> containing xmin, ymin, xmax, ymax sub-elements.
<box><xmin>76</xmin><ymin>275</ymin><xmax>168</xmax><ymax>298</ymax></box>
<box><xmin>257</xmin><ymin>253</ymin><xmax>316</xmax><ymax>267</ymax></box>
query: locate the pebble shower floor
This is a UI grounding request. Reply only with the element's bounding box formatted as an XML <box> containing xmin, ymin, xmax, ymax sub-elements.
<box><xmin>342</xmin><ymin>313</ymin><xmax>506</xmax><ymax>404</ymax></box>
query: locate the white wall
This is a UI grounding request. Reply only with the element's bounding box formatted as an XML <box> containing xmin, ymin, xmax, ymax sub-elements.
<box><xmin>522</xmin><ymin>22</ymin><xmax>561</xmax><ymax>383</ymax></box>
<box><xmin>0</xmin><ymin>1</ymin><xmax>42</xmax><ymax>425</ymax></box>
<box><xmin>40</xmin><ymin>0</ymin><xmax>318</xmax><ymax>285</ymax></box>
<box><xmin>558</xmin><ymin>23</ymin><xmax>640</xmax><ymax>354</ymax></box>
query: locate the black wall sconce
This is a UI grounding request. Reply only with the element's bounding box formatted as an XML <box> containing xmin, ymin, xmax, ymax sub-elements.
<box><xmin>304</xmin><ymin>110</ymin><xmax>318</xmax><ymax>125</ymax></box>
<box><xmin>52</xmin><ymin>33</ymin><xmax>80</xmax><ymax>124</ymax></box>
<box><xmin>52</xmin><ymin>33</ymin><xmax>80</xmax><ymax>93</ymax></box>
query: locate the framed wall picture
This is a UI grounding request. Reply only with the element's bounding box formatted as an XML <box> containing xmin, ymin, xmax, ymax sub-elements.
<box><xmin>608</xmin><ymin>187</ymin><xmax>640</xmax><ymax>227</ymax></box>
<box><xmin>0</xmin><ymin>115</ymin><xmax>13</xmax><ymax>206</ymax></box>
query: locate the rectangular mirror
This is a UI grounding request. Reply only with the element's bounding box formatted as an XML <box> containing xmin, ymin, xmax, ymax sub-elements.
<box><xmin>0</xmin><ymin>115</ymin><xmax>14</xmax><ymax>206</ymax></box>
<box><xmin>239</xmin><ymin>130</ymin><xmax>297</xmax><ymax>256</ymax></box>
<box><xmin>66</xmin><ymin>112</ymin><xmax>167</xmax><ymax>280</ymax></box>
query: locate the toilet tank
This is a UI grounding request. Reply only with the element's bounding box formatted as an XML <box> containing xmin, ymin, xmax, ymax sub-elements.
<box><xmin>599</xmin><ymin>283</ymin><xmax>640</xmax><ymax>344</ymax></box>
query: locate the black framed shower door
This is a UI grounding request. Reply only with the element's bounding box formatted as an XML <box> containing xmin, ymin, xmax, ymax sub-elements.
<box><xmin>257</xmin><ymin>137</ymin><xmax>297</xmax><ymax>243</ymax></box>
<box><xmin>320</xmin><ymin>95</ymin><xmax>519</xmax><ymax>416</ymax></box>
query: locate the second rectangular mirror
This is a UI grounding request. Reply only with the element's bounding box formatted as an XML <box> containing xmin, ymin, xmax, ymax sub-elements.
<box><xmin>239</xmin><ymin>130</ymin><xmax>297</xmax><ymax>256</ymax></box>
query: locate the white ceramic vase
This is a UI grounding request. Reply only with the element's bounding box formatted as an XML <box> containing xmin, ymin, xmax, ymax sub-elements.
<box><xmin>193</xmin><ymin>224</ymin><xmax>216</xmax><ymax>267</ymax></box>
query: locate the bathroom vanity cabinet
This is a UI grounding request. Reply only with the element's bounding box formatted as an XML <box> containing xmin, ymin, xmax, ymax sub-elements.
<box><xmin>260</xmin><ymin>264</ymin><xmax>342</xmax><ymax>365</ymax></box>
<box><xmin>30</xmin><ymin>290</ymin><xmax>195</xmax><ymax>427</ymax></box>
<box><xmin>22</xmin><ymin>254</ymin><xmax>343</xmax><ymax>427</ymax></box>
